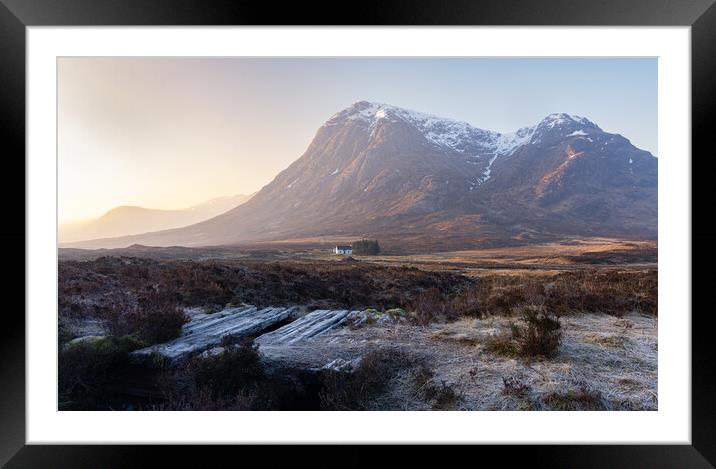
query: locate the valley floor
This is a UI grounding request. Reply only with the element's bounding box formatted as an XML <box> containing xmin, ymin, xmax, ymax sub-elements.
<box><xmin>57</xmin><ymin>240</ymin><xmax>657</xmax><ymax>411</ymax></box>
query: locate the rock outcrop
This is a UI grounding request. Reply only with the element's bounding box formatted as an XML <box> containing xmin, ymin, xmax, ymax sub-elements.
<box><xmin>129</xmin><ymin>306</ymin><xmax>366</xmax><ymax>365</ymax></box>
<box><xmin>255</xmin><ymin>309</ymin><xmax>357</xmax><ymax>346</ymax></box>
<box><xmin>130</xmin><ymin>305</ymin><xmax>298</xmax><ymax>364</ymax></box>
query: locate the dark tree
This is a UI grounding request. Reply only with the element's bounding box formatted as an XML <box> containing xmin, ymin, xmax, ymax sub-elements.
<box><xmin>351</xmin><ymin>239</ymin><xmax>381</xmax><ymax>255</ymax></box>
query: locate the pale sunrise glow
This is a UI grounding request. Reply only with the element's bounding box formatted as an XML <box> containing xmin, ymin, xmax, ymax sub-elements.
<box><xmin>58</xmin><ymin>57</ymin><xmax>657</xmax><ymax>224</ymax></box>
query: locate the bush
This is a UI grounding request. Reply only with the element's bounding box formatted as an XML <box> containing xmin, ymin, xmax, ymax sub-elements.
<box><xmin>58</xmin><ymin>335</ymin><xmax>141</xmax><ymax>409</ymax></box>
<box><xmin>187</xmin><ymin>341</ymin><xmax>264</xmax><ymax>400</ymax></box>
<box><xmin>158</xmin><ymin>340</ymin><xmax>264</xmax><ymax>410</ymax></box>
<box><xmin>135</xmin><ymin>297</ymin><xmax>188</xmax><ymax>344</ymax></box>
<box><xmin>351</xmin><ymin>239</ymin><xmax>381</xmax><ymax>255</ymax></box>
<box><xmin>319</xmin><ymin>349</ymin><xmax>405</xmax><ymax>410</ymax></box>
<box><xmin>483</xmin><ymin>307</ymin><xmax>562</xmax><ymax>359</ymax></box>
<box><xmin>411</xmin><ymin>287</ymin><xmax>445</xmax><ymax>325</ymax></box>
<box><xmin>511</xmin><ymin>307</ymin><xmax>562</xmax><ymax>358</ymax></box>
<box><xmin>105</xmin><ymin>295</ymin><xmax>188</xmax><ymax>346</ymax></box>
<box><xmin>448</xmin><ymin>285</ymin><xmax>482</xmax><ymax>318</ymax></box>
<box><xmin>412</xmin><ymin>285</ymin><xmax>483</xmax><ymax>323</ymax></box>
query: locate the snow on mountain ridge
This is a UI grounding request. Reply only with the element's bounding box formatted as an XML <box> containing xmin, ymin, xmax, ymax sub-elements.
<box><xmin>493</xmin><ymin>126</ymin><xmax>537</xmax><ymax>156</ymax></box>
<box><xmin>328</xmin><ymin>101</ymin><xmax>508</xmax><ymax>161</ymax></box>
<box><xmin>328</xmin><ymin>102</ymin><xmax>602</xmax><ymax>161</ymax></box>
<box><xmin>539</xmin><ymin>112</ymin><xmax>596</xmax><ymax>128</ymax></box>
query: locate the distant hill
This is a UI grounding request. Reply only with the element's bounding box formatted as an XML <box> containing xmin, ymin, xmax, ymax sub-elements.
<box><xmin>59</xmin><ymin>193</ymin><xmax>253</xmax><ymax>243</ymax></box>
<box><xmin>66</xmin><ymin>101</ymin><xmax>656</xmax><ymax>251</ymax></box>
<box><xmin>58</xmin><ymin>244</ymin><xmax>246</xmax><ymax>261</ymax></box>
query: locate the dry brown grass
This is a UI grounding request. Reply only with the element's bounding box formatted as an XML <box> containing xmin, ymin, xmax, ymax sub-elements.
<box><xmin>484</xmin><ymin>332</ymin><xmax>520</xmax><ymax>358</ymax></box>
<box><xmin>59</xmin><ymin>249</ymin><xmax>656</xmax><ymax>330</ymax></box>
<box><xmin>430</xmin><ymin>328</ymin><xmax>481</xmax><ymax>347</ymax></box>
<box><xmin>59</xmin><ymin>256</ymin><xmax>472</xmax><ymax>320</ymax></box>
<box><xmin>344</xmin><ymin>237</ymin><xmax>656</xmax><ymax>269</ymax></box>
<box><xmin>408</xmin><ymin>364</ymin><xmax>461</xmax><ymax>410</ymax></box>
<box><xmin>541</xmin><ymin>386</ymin><xmax>606</xmax><ymax>411</ymax></box>
<box><xmin>584</xmin><ymin>334</ymin><xmax>627</xmax><ymax>348</ymax></box>
<box><xmin>464</xmin><ymin>269</ymin><xmax>657</xmax><ymax>317</ymax></box>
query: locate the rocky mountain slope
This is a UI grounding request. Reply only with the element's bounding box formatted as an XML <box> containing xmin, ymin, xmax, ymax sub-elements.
<box><xmin>68</xmin><ymin>102</ymin><xmax>657</xmax><ymax>250</ymax></box>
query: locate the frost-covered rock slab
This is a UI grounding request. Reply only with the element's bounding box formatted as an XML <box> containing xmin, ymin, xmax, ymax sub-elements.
<box><xmin>66</xmin><ymin>335</ymin><xmax>106</xmax><ymax>346</ymax></box>
<box><xmin>322</xmin><ymin>357</ymin><xmax>362</xmax><ymax>372</ymax></box>
<box><xmin>255</xmin><ymin>309</ymin><xmax>357</xmax><ymax>346</ymax></box>
<box><xmin>131</xmin><ymin>305</ymin><xmax>297</xmax><ymax>364</ymax></box>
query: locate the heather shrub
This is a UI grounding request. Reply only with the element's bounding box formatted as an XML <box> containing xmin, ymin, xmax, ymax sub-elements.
<box><xmin>105</xmin><ymin>296</ymin><xmax>187</xmax><ymax>346</ymax></box>
<box><xmin>186</xmin><ymin>341</ymin><xmax>264</xmax><ymax>400</ymax></box>
<box><xmin>319</xmin><ymin>349</ymin><xmax>409</xmax><ymax>410</ymax></box>
<box><xmin>135</xmin><ymin>298</ymin><xmax>188</xmax><ymax>345</ymax></box>
<box><xmin>458</xmin><ymin>270</ymin><xmax>656</xmax><ymax>317</ymax></box>
<box><xmin>411</xmin><ymin>287</ymin><xmax>445</xmax><ymax>325</ymax></box>
<box><xmin>58</xmin><ymin>335</ymin><xmax>141</xmax><ymax>409</ymax></box>
<box><xmin>448</xmin><ymin>285</ymin><xmax>482</xmax><ymax>318</ymax></box>
<box><xmin>157</xmin><ymin>340</ymin><xmax>264</xmax><ymax>410</ymax></box>
<box><xmin>483</xmin><ymin>307</ymin><xmax>562</xmax><ymax>359</ymax></box>
<box><xmin>59</xmin><ymin>257</ymin><xmax>471</xmax><ymax>315</ymax></box>
<box><xmin>541</xmin><ymin>386</ymin><xmax>606</xmax><ymax>411</ymax></box>
<box><xmin>511</xmin><ymin>307</ymin><xmax>562</xmax><ymax>358</ymax></box>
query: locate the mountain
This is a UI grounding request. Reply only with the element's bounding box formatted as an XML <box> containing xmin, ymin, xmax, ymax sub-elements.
<box><xmin>67</xmin><ymin>102</ymin><xmax>657</xmax><ymax>251</ymax></box>
<box><xmin>59</xmin><ymin>193</ymin><xmax>253</xmax><ymax>243</ymax></box>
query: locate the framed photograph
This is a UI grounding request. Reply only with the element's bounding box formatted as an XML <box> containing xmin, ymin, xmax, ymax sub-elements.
<box><xmin>3</xmin><ymin>0</ymin><xmax>714</xmax><ymax>465</ymax></box>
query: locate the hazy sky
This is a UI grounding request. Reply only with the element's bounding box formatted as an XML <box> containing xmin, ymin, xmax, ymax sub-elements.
<box><xmin>58</xmin><ymin>57</ymin><xmax>657</xmax><ymax>224</ymax></box>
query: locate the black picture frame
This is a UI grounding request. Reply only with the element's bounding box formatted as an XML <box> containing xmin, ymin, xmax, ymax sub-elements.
<box><xmin>2</xmin><ymin>0</ymin><xmax>714</xmax><ymax>466</ymax></box>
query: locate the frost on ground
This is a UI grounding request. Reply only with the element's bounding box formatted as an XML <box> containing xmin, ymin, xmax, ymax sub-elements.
<box><xmin>69</xmin><ymin>298</ymin><xmax>657</xmax><ymax>411</ymax></box>
<box><xmin>259</xmin><ymin>312</ymin><xmax>657</xmax><ymax>411</ymax></box>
